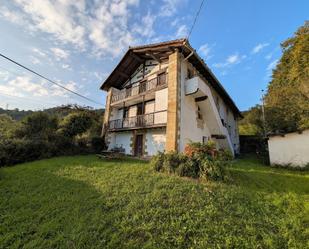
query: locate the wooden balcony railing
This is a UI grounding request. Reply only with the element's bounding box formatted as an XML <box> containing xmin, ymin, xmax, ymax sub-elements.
<box><xmin>111</xmin><ymin>73</ymin><xmax>167</xmax><ymax>103</ymax></box>
<box><xmin>108</xmin><ymin>110</ymin><xmax>167</xmax><ymax>130</ymax></box>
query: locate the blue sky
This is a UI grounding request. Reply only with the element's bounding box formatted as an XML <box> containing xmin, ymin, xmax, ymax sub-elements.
<box><xmin>0</xmin><ymin>0</ymin><xmax>308</xmax><ymax>111</ymax></box>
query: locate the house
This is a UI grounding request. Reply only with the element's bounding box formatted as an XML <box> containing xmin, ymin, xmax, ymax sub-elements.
<box><xmin>100</xmin><ymin>39</ymin><xmax>242</xmax><ymax>157</ymax></box>
<box><xmin>268</xmin><ymin>129</ymin><xmax>309</xmax><ymax>167</ymax></box>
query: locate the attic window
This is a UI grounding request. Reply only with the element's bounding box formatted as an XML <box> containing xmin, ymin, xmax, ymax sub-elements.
<box><xmin>197</xmin><ymin>105</ymin><xmax>202</xmax><ymax>120</ymax></box>
<box><xmin>187</xmin><ymin>68</ymin><xmax>194</xmax><ymax>79</ymax></box>
<box><xmin>202</xmin><ymin>136</ymin><xmax>208</xmax><ymax>144</ymax></box>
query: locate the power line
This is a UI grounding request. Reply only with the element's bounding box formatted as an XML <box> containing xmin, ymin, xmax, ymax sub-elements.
<box><xmin>0</xmin><ymin>66</ymin><xmax>77</xmax><ymax>107</ymax></box>
<box><xmin>187</xmin><ymin>0</ymin><xmax>205</xmax><ymax>39</ymax></box>
<box><xmin>0</xmin><ymin>65</ymin><xmax>58</xmax><ymax>96</ymax></box>
<box><xmin>0</xmin><ymin>53</ymin><xmax>102</xmax><ymax>106</ymax></box>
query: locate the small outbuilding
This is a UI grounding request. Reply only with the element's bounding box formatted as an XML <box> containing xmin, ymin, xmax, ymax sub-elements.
<box><xmin>268</xmin><ymin>129</ymin><xmax>309</xmax><ymax>168</ymax></box>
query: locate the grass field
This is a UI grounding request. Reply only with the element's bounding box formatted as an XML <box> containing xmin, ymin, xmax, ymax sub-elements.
<box><xmin>0</xmin><ymin>155</ymin><xmax>308</xmax><ymax>248</ymax></box>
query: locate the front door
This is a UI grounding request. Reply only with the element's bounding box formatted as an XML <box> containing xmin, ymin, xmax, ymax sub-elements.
<box><xmin>134</xmin><ymin>134</ymin><xmax>143</xmax><ymax>156</ymax></box>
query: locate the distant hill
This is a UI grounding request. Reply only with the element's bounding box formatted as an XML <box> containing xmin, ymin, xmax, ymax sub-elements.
<box><xmin>0</xmin><ymin>108</ymin><xmax>34</xmax><ymax>120</ymax></box>
<box><xmin>0</xmin><ymin>105</ymin><xmax>105</xmax><ymax>121</ymax></box>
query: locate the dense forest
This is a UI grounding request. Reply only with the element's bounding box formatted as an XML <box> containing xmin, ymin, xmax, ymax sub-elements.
<box><xmin>239</xmin><ymin>21</ymin><xmax>309</xmax><ymax>135</ymax></box>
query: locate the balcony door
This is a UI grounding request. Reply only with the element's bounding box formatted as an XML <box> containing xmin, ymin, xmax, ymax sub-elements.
<box><xmin>134</xmin><ymin>134</ymin><xmax>143</xmax><ymax>157</ymax></box>
<box><xmin>137</xmin><ymin>103</ymin><xmax>144</xmax><ymax>115</ymax></box>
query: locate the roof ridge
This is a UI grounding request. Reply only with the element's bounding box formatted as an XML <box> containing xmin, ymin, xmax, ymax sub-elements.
<box><xmin>129</xmin><ymin>38</ymin><xmax>187</xmax><ymax>50</ymax></box>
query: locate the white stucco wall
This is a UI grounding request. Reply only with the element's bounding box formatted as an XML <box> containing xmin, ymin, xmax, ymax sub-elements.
<box><xmin>145</xmin><ymin>100</ymin><xmax>155</xmax><ymax>113</ymax></box>
<box><xmin>146</xmin><ymin>129</ymin><xmax>166</xmax><ymax>155</ymax></box>
<box><xmin>268</xmin><ymin>130</ymin><xmax>309</xmax><ymax>167</ymax></box>
<box><xmin>211</xmin><ymin>90</ymin><xmax>239</xmax><ymax>153</ymax></box>
<box><xmin>179</xmin><ymin>61</ymin><xmax>212</xmax><ymax>152</ymax></box>
<box><xmin>154</xmin><ymin>88</ymin><xmax>168</xmax><ymax>124</ymax></box>
<box><xmin>125</xmin><ymin>60</ymin><xmax>168</xmax><ymax>86</ymax></box>
<box><xmin>155</xmin><ymin>88</ymin><xmax>168</xmax><ymax>111</ymax></box>
<box><xmin>108</xmin><ymin>132</ymin><xmax>132</xmax><ymax>154</ymax></box>
<box><xmin>179</xmin><ymin>59</ymin><xmax>240</xmax><ymax>154</ymax></box>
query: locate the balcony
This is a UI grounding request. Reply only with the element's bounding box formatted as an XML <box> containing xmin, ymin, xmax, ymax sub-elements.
<box><xmin>108</xmin><ymin>110</ymin><xmax>167</xmax><ymax>131</ymax></box>
<box><xmin>111</xmin><ymin>73</ymin><xmax>167</xmax><ymax>106</ymax></box>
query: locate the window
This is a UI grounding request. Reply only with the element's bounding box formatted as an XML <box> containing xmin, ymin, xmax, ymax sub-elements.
<box><xmin>202</xmin><ymin>136</ymin><xmax>208</xmax><ymax>144</ymax></box>
<box><xmin>187</xmin><ymin>68</ymin><xmax>194</xmax><ymax>79</ymax></box>
<box><xmin>158</xmin><ymin>72</ymin><xmax>166</xmax><ymax>85</ymax></box>
<box><xmin>123</xmin><ymin>107</ymin><xmax>129</xmax><ymax>118</ymax></box>
<box><xmin>197</xmin><ymin>105</ymin><xmax>203</xmax><ymax>120</ymax></box>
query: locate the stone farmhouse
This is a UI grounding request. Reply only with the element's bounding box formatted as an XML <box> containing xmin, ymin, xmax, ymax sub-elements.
<box><xmin>101</xmin><ymin>39</ymin><xmax>242</xmax><ymax>157</ymax></box>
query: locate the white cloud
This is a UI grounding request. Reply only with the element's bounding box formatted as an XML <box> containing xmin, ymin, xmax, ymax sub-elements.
<box><xmin>61</xmin><ymin>64</ymin><xmax>71</xmax><ymax>70</ymax></box>
<box><xmin>30</xmin><ymin>56</ymin><xmax>41</xmax><ymax>65</ymax></box>
<box><xmin>0</xmin><ymin>71</ymin><xmax>10</xmax><ymax>81</ymax></box>
<box><xmin>2</xmin><ymin>0</ymin><xmax>184</xmax><ymax>58</ymax></box>
<box><xmin>133</xmin><ymin>12</ymin><xmax>155</xmax><ymax>38</ymax></box>
<box><xmin>0</xmin><ymin>6</ymin><xmax>26</xmax><ymax>25</ymax></box>
<box><xmin>213</xmin><ymin>53</ymin><xmax>246</xmax><ymax>68</ymax></box>
<box><xmin>31</xmin><ymin>47</ymin><xmax>47</xmax><ymax>57</ymax></box>
<box><xmin>226</xmin><ymin>54</ymin><xmax>240</xmax><ymax>64</ymax></box>
<box><xmin>7</xmin><ymin>76</ymin><xmax>49</xmax><ymax>96</ymax></box>
<box><xmin>50</xmin><ymin>47</ymin><xmax>70</xmax><ymax>60</ymax></box>
<box><xmin>251</xmin><ymin>43</ymin><xmax>269</xmax><ymax>54</ymax></box>
<box><xmin>50</xmin><ymin>80</ymin><xmax>77</xmax><ymax>97</ymax></box>
<box><xmin>160</xmin><ymin>0</ymin><xmax>184</xmax><ymax>17</ymax></box>
<box><xmin>175</xmin><ymin>24</ymin><xmax>188</xmax><ymax>37</ymax></box>
<box><xmin>0</xmin><ymin>84</ymin><xmax>24</xmax><ymax>97</ymax></box>
<box><xmin>198</xmin><ymin>43</ymin><xmax>214</xmax><ymax>60</ymax></box>
<box><xmin>12</xmin><ymin>0</ymin><xmax>86</xmax><ymax>48</ymax></box>
<box><xmin>87</xmin><ymin>0</ymin><xmax>140</xmax><ymax>57</ymax></box>
<box><xmin>267</xmin><ymin>59</ymin><xmax>278</xmax><ymax>71</ymax></box>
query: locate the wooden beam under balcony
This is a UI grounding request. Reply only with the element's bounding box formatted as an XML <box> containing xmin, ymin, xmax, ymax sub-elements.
<box><xmin>211</xmin><ymin>134</ymin><xmax>226</xmax><ymax>139</ymax></box>
<box><xmin>195</xmin><ymin>96</ymin><xmax>208</xmax><ymax>102</ymax></box>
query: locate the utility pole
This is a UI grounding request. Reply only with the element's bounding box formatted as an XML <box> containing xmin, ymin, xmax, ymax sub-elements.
<box><xmin>261</xmin><ymin>89</ymin><xmax>266</xmax><ymax>138</ymax></box>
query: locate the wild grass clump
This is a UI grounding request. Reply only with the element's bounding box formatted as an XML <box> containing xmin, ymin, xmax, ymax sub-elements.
<box><xmin>151</xmin><ymin>141</ymin><xmax>233</xmax><ymax>181</ymax></box>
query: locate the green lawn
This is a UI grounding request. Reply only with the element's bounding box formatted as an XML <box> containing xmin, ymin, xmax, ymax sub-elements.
<box><xmin>0</xmin><ymin>156</ymin><xmax>308</xmax><ymax>248</ymax></box>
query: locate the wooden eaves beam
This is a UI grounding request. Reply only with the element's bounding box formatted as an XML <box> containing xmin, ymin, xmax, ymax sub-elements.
<box><xmin>115</xmin><ymin>70</ymin><xmax>129</xmax><ymax>78</ymax></box>
<box><xmin>129</xmin><ymin>52</ymin><xmax>144</xmax><ymax>63</ymax></box>
<box><xmin>146</xmin><ymin>51</ymin><xmax>161</xmax><ymax>63</ymax></box>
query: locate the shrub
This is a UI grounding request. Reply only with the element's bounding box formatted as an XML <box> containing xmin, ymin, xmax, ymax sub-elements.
<box><xmin>151</xmin><ymin>142</ymin><xmax>232</xmax><ymax>181</ymax></box>
<box><xmin>184</xmin><ymin>140</ymin><xmax>218</xmax><ymax>159</ymax></box>
<box><xmin>150</xmin><ymin>152</ymin><xmax>165</xmax><ymax>172</ymax></box>
<box><xmin>199</xmin><ymin>158</ymin><xmax>227</xmax><ymax>181</ymax></box>
<box><xmin>162</xmin><ymin>151</ymin><xmax>187</xmax><ymax>174</ymax></box>
<box><xmin>0</xmin><ymin>139</ymin><xmax>51</xmax><ymax>166</ymax></box>
<box><xmin>175</xmin><ymin>159</ymin><xmax>200</xmax><ymax>178</ymax></box>
<box><xmin>91</xmin><ymin>136</ymin><xmax>106</xmax><ymax>153</ymax></box>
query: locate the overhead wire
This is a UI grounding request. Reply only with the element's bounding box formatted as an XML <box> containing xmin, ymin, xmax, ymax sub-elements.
<box><xmin>0</xmin><ymin>53</ymin><xmax>103</xmax><ymax>106</ymax></box>
<box><xmin>187</xmin><ymin>0</ymin><xmax>205</xmax><ymax>39</ymax></box>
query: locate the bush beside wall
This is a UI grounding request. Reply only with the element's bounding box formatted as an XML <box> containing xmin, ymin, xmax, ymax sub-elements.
<box><xmin>151</xmin><ymin>141</ymin><xmax>232</xmax><ymax>181</ymax></box>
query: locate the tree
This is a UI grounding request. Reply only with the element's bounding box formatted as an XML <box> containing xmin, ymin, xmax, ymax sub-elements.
<box><xmin>265</xmin><ymin>21</ymin><xmax>309</xmax><ymax>132</ymax></box>
<box><xmin>0</xmin><ymin>114</ymin><xmax>19</xmax><ymax>140</ymax></box>
<box><xmin>59</xmin><ymin>112</ymin><xmax>93</xmax><ymax>137</ymax></box>
<box><xmin>238</xmin><ymin>105</ymin><xmax>264</xmax><ymax>135</ymax></box>
<box><xmin>17</xmin><ymin>112</ymin><xmax>58</xmax><ymax>141</ymax></box>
